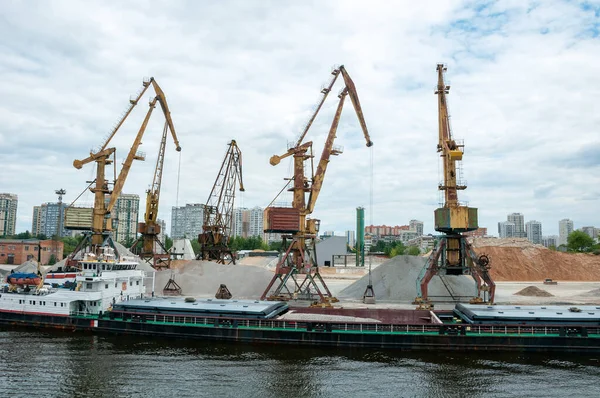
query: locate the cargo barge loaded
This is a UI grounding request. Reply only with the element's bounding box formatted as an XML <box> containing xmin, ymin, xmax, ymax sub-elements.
<box><xmin>1</xmin><ymin>250</ymin><xmax>599</xmax><ymax>352</ymax></box>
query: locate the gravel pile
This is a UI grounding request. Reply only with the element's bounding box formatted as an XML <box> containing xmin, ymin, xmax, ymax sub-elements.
<box><xmin>514</xmin><ymin>286</ymin><xmax>554</xmax><ymax>297</ymax></box>
<box><xmin>339</xmin><ymin>255</ymin><xmax>476</xmax><ymax>302</ymax></box>
<box><xmin>155</xmin><ymin>260</ymin><xmax>275</xmax><ymax>299</ymax></box>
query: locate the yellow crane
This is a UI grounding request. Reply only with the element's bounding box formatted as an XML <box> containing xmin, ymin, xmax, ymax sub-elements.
<box><xmin>67</xmin><ymin>77</ymin><xmax>180</xmax><ymax>265</ymax></box>
<box><xmin>132</xmin><ymin>117</ymin><xmax>180</xmax><ymax>269</ymax></box>
<box><xmin>261</xmin><ymin>65</ymin><xmax>373</xmax><ymax>304</ymax></box>
<box><xmin>414</xmin><ymin>64</ymin><xmax>494</xmax><ymax>308</ymax></box>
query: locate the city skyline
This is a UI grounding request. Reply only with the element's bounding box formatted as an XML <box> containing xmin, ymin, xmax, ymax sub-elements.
<box><xmin>1</xmin><ymin>2</ymin><xmax>599</xmax><ymax>239</ymax></box>
<box><xmin>3</xmin><ymin>190</ymin><xmax>599</xmax><ymax>244</ymax></box>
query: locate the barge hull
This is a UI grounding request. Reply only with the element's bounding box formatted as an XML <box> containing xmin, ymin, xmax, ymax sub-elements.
<box><xmin>1</xmin><ymin>311</ymin><xmax>599</xmax><ymax>353</ymax></box>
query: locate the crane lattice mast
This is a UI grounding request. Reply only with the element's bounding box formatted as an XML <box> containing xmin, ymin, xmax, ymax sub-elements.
<box><xmin>198</xmin><ymin>140</ymin><xmax>244</xmax><ymax>264</ymax></box>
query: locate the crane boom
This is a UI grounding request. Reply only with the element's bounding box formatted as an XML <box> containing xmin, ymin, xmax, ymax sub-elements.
<box><xmin>98</xmin><ymin>79</ymin><xmax>153</xmax><ymax>153</ymax></box>
<box><xmin>294</xmin><ymin>68</ymin><xmax>341</xmax><ymax>147</ymax></box>
<box><xmin>151</xmin><ymin>79</ymin><xmax>181</xmax><ymax>152</ymax></box>
<box><xmin>306</xmin><ymin>89</ymin><xmax>347</xmax><ymax>214</ymax></box>
<box><xmin>339</xmin><ymin>66</ymin><xmax>373</xmax><ymax>147</ymax></box>
<box><xmin>146</xmin><ymin>121</ymin><xmax>169</xmax><ymax>225</ymax></box>
<box><xmin>104</xmin><ymin>96</ymin><xmax>157</xmax><ymax>222</ymax></box>
<box><xmin>435</xmin><ymin>64</ymin><xmax>464</xmax><ymax>208</ymax></box>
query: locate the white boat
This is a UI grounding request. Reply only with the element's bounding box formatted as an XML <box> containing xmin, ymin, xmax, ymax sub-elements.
<box><xmin>0</xmin><ymin>246</ymin><xmax>148</xmax><ymax>318</ymax></box>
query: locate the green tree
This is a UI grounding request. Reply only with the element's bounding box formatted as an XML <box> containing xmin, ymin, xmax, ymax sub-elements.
<box><xmin>165</xmin><ymin>235</ymin><xmax>173</xmax><ymax>251</ymax></box>
<box><xmin>16</xmin><ymin>231</ymin><xmax>32</xmax><ymax>239</ymax></box>
<box><xmin>190</xmin><ymin>239</ymin><xmax>201</xmax><ymax>256</ymax></box>
<box><xmin>406</xmin><ymin>246</ymin><xmax>421</xmax><ymax>256</ymax></box>
<box><xmin>48</xmin><ymin>254</ymin><xmax>57</xmax><ymax>265</ymax></box>
<box><xmin>121</xmin><ymin>236</ymin><xmax>137</xmax><ymax>248</ymax></box>
<box><xmin>269</xmin><ymin>240</ymin><xmax>283</xmax><ymax>251</ymax></box>
<box><xmin>389</xmin><ymin>241</ymin><xmax>406</xmax><ymax>257</ymax></box>
<box><xmin>567</xmin><ymin>230</ymin><xmax>595</xmax><ymax>252</ymax></box>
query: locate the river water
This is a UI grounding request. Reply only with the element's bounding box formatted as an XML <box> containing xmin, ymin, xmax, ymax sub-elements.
<box><xmin>1</xmin><ymin>329</ymin><xmax>599</xmax><ymax>398</ymax></box>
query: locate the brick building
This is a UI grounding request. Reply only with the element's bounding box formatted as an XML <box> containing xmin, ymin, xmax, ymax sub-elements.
<box><xmin>464</xmin><ymin>227</ymin><xmax>488</xmax><ymax>238</ymax></box>
<box><xmin>0</xmin><ymin>239</ymin><xmax>64</xmax><ymax>265</ymax></box>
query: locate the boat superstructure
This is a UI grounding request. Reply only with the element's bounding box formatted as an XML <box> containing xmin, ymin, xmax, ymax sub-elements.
<box><xmin>0</xmin><ymin>247</ymin><xmax>147</xmax><ymax>317</ymax></box>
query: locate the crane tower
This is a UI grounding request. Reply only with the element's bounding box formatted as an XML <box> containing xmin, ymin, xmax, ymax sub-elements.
<box><xmin>197</xmin><ymin>140</ymin><xmax>244</xmax><ymax>264</ymax></box>
<box><xmin>414</xmin><ymin>65</ymin><xmax>495</xmax><ymax>308</ymax></box>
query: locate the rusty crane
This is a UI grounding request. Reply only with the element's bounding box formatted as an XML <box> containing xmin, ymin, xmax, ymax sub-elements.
<box><xmin>261</xmin><ymin>65</ymin><xmax>373</xmax><ymax>305</ymax></box>
<box><xmin>413</xmin><ymin>64</ymin><xmax>495</xmax><ymax>309</ymax></box>
<box><xmin>66</xmin><ymin>77</ymin><xmax>181</xmax><ymax>266</ymax></box>
<box><xmin>197</xmin><ymin>140</ymin><xmax>244</xmax><ymax>264</ymax></box>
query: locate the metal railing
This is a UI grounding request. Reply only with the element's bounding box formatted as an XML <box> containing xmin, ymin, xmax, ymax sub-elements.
<box><xmin>99</xmin><ymin>311</ymin><xmax>600</xmax><ymax>338</ymax></box>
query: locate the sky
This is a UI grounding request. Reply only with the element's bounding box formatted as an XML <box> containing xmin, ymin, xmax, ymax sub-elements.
<box><xmin>0</xmin><ymin>0</ymin><xmax>599</xmax><ymax>238</ymax></box>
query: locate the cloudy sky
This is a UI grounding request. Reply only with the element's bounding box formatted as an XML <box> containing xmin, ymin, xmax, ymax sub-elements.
<box><xmin>1</xmin><ymin>0</ymin><xmax>598</xmax><ymax>237</ymax></box>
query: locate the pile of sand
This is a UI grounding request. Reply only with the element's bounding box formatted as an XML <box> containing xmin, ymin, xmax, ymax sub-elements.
<box><xmin>514</xmin><ymin>286</ymin><xmax>554</xmax><ymax>297</ymax></box>
<box><xmin>154</xmin><ymin>260</ymin><xmax>274</xmax><ymax>299</ymax></box>
<box><xmin>338</xmin><ymin>255</ymin><xmax>476</xmax><ymax>302</ymax></box>
<box><xmin>471</xmin><ymin>238</ymin><xmax>600</xmax><ymax>282</ymax></box>
<box><xmin>578</xmin><ymin>288</ymin><xmax>600</xmax><ymax>297</ymax></box>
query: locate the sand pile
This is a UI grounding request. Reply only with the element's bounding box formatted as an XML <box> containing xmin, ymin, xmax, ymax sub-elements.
<box><xmin>338</xmin><ymin>255</ymin><xmax>476</xmax><ymax>302</ymax></box>
<box><xmin>237</xmin><ymin>256</ymin><xmax>279</xmax><ymax>268</ymax></box>
<box><xmin>514</xmin><ymin>286</ymin><xmax>554</xmax><ymax>297</ymax></box>
<box><xmin>278</xmin><ymin>311</ymin><xmax>381</xmax><ymax>323</ymax></box>
<box><xmin>471</xmin><ymin>238</ymin><xmax>600</xmax><ymax>282</ymax></box>
<box><xmin>155</xmin><ymin>260</ymin><xmax>274</xmax><ymax>299</ymax></box>
<box><xmin>578</xmin><ymin>288</ymin><xmax>600</xmax><ymax>297</ymax></box>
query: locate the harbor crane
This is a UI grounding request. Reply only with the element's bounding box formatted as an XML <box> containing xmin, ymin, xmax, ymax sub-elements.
<box><xmin>197</xmin><ymin>140</ymin><xmax>244</xmax><ymax>264</ymax></box>
<box><xmin>261</xmin><ymin>65</ymin><xmax>373</xmax><ymax>304</ymax></box>
<box><xmin>66</xmin><ymin>77</ymin><xmax>181</xmax><ymax>266</ymax></box>
<box><xmin>131</xmin><ymin>117</ymin><xmax>180</xmax><ymax>270</ymax></box>
<box><xmin>413</xmin><ymin>64</ymin><xmax>495</xmax><ymax>308</ymax></box>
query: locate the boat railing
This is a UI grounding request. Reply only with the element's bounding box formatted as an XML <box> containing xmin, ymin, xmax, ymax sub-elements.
<box><xmin>98</xmin><ymin>311</ymin><xmax>600</xmax><ymax>337</ymax></box>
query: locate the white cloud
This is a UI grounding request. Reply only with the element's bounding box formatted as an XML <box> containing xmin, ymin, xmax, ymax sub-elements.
<box><xmin>0</xmin><ymin>0</ymin><xmax>598</xmax><ymax>239</ymax></box>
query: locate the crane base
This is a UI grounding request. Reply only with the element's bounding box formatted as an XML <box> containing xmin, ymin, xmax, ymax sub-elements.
<box><xmin>261</xmin><ymin>267</ymin><xmax>337</xmax><ymax>305</ymax></box>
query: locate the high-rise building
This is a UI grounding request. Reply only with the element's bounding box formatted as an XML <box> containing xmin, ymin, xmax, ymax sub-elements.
<box><xmin>409</xmin><ymin>220</ymin><xmax>424</xmax><ymax>236</ymax></box>
<box><xmin>498</xmin><ymin>221</ymin><xmax>516</xmax><ymax>238</ymax></box>
<box><xmin>0</xmin><ymin>193</ymin><xmax>18</xmax><ymax>236</ymax></box>
<box><xmin>581</xmin><ymin>226</ymin><xmax>598</xmax><ymax>241</ymax></box>
<box><xmin>507</xmin><ymin>213</ymin><xmax>525</xmax><ymax>238</ymax></box>
<box><xmin>232</xmin><ymin>206</ymin><xmax>264</xmax><ymax>238</ymax></box>
<box><xmin>249</xmin><ymin>207</ymin><xmax>263</xmax><ymax>237</ymax></box>
<box><xmin>542</xmin><ymin>235</ymin><xmax>558</xmax><ymax>248</ymax></box>
<box><xmin>112</xmin><ymin>194</ymin><xmax>139</xmax><ymax>243</ymax></box>
<box><xmin>526</xmin><ymin>220</ymin><xmax>543</xmax><ymax>245</ymax></box>
<box><xmin>38</xmin><ymin>202</ymin><xmax>69</xmax><ymax>238</ymax></box>
<box><xmin>31</xmin><ymin>206</ymin><xmax>42</xmax><ymax>236</ymax></box>
<box><xmin>558</xmin><ymin>219</ymin><xmax>574</xmax><ymax>247</ymax></box>
<box><xmin>345</xmin><ymin>230</ymin><xmax>355</xmax><ymax>248</ymax></box>
<box><xmin>322</xmin><ymin>231</ymin><xmax>335</xmax><ymax>237</ymax></box>
<box><xmin>171</xmin><ymin>203</ymin><xmax>205</xmax><ymax>239</ymax></box>
<box><xmin>155</xmin><ymin>218</ymin><xmax>167</xmax><ymax>253</ymax></box>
